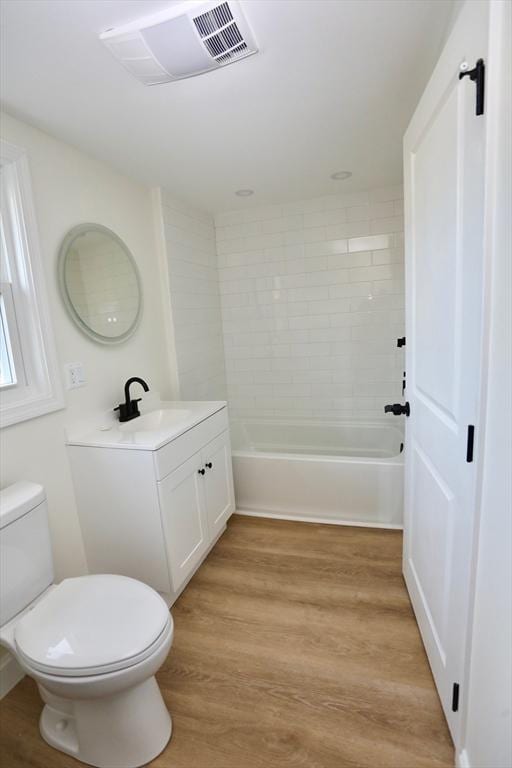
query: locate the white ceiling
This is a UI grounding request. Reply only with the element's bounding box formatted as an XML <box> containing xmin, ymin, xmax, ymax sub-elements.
<box><xmin>1</xmin><ymin>0</ymin><xmax>454</xmax><ymax>213</ymax></box>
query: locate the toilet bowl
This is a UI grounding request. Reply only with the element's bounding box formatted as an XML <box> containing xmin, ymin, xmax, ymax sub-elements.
<box><xmin>0</xmin><ymin>482</ymin><xmax>173</xmax><ymax>768</ymax></box>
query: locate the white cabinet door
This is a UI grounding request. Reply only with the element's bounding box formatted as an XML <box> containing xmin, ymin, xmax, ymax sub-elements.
<box><xmin>403</xmin><ymin>0</ymin><xmax>487</xmax><ymax>742</ymax></box>
<box><xmin>158</xmin><ymin>452</ymin><xmax>208</xmax><ymax>593</ymax></box>
<box><xmin>202</xmin><ymin>430</ymin><xmax>235</xmax><ymax>539</ymax></box>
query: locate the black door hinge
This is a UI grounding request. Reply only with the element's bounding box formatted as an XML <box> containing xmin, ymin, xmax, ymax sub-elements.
<box><xmin>459</xmin><ymin>59</ymin><xmax>485</xmax><ymax>115</ymax></box>
<box><xmin>452</xmin><ymin>683</ymin><xmax>460</xmax><ymax>712</ymax></box>
<box><xmin>397</xmin><ymin>336</ymin><xmax>406</xmax><ymax>348</ymax></box>
<box><xmin>466</xmin><ymin>425</ymin><xmax>475</xmax><ymax>463</ymax></box>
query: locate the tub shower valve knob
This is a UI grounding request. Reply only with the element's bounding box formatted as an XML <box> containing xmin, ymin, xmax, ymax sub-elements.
<box><xmin>384</xmin><ymin>402</ymin><xmax>410</xmax><ymax>417</ymax></box>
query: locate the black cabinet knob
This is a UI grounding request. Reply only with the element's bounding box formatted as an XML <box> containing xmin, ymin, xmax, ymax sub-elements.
<box><xmin>198</xmin><ymin>468</ymin><xmax>206</xmax><ymax>475</ymax></box>
<box><xmin>205</xmin><ymin>462</ymin><xmax>213</xmax><ymax>469</ymax></box>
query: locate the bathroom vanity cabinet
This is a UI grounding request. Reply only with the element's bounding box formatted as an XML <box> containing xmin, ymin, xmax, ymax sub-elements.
<box><xmin>67</xmin><ymin>403</ymin><xmax>235</xmax><ymax>604</ymax></box>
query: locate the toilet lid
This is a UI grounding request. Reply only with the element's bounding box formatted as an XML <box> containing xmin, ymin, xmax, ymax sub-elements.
<box><xmin>14</xmin><ymin>574</ymin><xmax>171</xmax><ymax>677</ymax></box>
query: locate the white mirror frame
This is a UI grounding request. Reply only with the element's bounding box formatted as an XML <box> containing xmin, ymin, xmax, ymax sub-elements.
<box><xmin>57</xmin><ymin>223</ymin><xmax>143</xmax><ymax>345</ymax></box>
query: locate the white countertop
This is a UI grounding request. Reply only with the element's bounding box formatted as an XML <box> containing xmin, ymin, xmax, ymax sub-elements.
<box><xmin>66</xmin><ymin>401</ymin><xmax>227</xmax><ymax>451</ymax></box>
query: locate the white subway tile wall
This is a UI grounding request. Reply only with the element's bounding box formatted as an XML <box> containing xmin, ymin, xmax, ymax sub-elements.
<box><xmin>161</xmin><ymin>191</ymin><xmax>227</xmax><ymax>399</ymax></box>
<box><xmin>214</xmin><ymin>186</ymin><xmax>405</xmax><ymax>420</ymax></box>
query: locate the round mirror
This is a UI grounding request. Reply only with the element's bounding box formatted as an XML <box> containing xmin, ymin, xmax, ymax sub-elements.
<box><xmin>58</xmin><ymin>224</ymin><xmax>142</xmax><ymax>344</ymax></box>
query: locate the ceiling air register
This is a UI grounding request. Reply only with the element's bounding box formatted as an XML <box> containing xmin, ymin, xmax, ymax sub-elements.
<box><xmin>100</xmin><ymin>1</ymin><xmax>258</xmax><ymax>85</ymax></box>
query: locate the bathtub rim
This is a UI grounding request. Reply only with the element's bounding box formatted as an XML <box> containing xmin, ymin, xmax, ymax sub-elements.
<box><xmin>230</xmin><ymin>416</ymin><xmax>405</xmax><ymax>463</ymax></box>
<box><xmin>231</xmin><ymin>448</ymin><xmax>404</xmax><ymax>465</ymax></box>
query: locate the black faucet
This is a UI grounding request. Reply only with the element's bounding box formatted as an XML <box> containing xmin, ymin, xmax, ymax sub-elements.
<box><xmin>114</xmin><ymin>377</ymin><xmax>150</xmax><ymax>422</ymax></box>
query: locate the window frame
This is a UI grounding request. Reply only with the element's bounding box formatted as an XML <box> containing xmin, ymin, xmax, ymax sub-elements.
<box><xmin>0</xmin><ymin>139</ymin><xmax>64</xmax><ymax>427</ymax></box>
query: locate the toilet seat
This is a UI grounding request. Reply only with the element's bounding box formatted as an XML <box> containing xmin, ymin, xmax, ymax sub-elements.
<box><xmin>14</xmin><ymin>574</ymin><xmax>171</xmax><ymax>678</ymax></box>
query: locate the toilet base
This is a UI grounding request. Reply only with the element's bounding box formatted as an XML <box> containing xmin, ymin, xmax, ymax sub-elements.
<box><xmin>38</xmin><ymin>676</ymin><xmax>172</xmax><ymax>768</ymax></box>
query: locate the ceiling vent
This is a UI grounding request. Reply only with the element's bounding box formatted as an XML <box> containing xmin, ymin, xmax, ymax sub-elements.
<box><xmin>100</xmin><ymin>1</ymin><xmax>258</xmax><ymax>85</ymax></box>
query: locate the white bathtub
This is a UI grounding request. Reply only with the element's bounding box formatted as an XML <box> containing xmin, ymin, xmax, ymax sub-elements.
<box><xmin>231</xmin><ymin>419</ymin><xmax>404</xmax><ymax>528</ymax></box>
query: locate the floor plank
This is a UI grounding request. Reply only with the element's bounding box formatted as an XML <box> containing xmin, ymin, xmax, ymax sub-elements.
<box><xmin>0</xmin><ymin>515</ymin><xmax>454</xmax><ymax>767</ymax></box>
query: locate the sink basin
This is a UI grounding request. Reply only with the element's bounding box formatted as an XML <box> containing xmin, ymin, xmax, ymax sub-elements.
<box><xmin>118</xmin><ymin>409</ymin><xmax>192</xmax><ymax>433</ymax></box>
<box><xmin>66</xmin><ymin>400</ymin><xmax>227</xmax><ymax>451</ymax></box>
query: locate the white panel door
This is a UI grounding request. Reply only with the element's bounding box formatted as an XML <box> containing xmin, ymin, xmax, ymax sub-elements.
<box><xmin>158</xmin><ymin>452</ymin><xmax>209</xmax><ymax>593</ymax></box>
<box><xmin>403</xmin><ymin>0</ymin><xmax>488</xmax><ymax>742</ymax></box>
<box><xmin>203</xmin><ymin>430</ymin><xmax>235</xmax><ymax>539</ymax></box>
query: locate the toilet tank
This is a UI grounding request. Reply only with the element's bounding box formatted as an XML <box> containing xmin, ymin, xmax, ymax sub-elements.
<box><xmin>0</xmin><ymin>482</ymin><xmax>54</xmax><ymax>626</ymax></box>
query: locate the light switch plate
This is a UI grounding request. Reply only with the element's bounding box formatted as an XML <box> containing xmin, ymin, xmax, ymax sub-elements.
<box><xmin>65</xmin><ymin>362</ymin><xmax>86</xmax><ymax>389</ymax></box>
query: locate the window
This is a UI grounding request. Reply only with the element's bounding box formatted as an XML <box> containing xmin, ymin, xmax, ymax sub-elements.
<box><xmin>0</xmin><ymin>281</ymin><xmax>20</xmax><ymax>389</ymax></box>
<box><xmin>0</xmin><ymin>140</ymin><xmax>63</xmax><ymax>427</ymax></box>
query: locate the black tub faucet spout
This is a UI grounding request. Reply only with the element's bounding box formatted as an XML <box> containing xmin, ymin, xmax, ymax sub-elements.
<box><xmin>114</xmin><ymin>377</ymin><xmax>150</xmax><ymax>422</ymax></box>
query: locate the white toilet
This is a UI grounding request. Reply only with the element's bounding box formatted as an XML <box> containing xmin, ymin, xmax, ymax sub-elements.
<box><xmin>0</xmin><ymin>481</ymin><xmax>173</xmax><ymax>768</ymax></box>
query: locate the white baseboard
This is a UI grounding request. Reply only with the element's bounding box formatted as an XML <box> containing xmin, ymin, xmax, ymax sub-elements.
<box><xmin>235</xmin><ymin>509</ymin><xmax>403</xmax><ymax>530</ymax></box>
<box><xmin>456</xmin><ymin>749</ymin><xmax>470</xmax><ymax>768</ymax></box>
<box><xmin>0</xmin><ymin>652</ymin><xmax>24</xmax><ymax>699</ymax></box>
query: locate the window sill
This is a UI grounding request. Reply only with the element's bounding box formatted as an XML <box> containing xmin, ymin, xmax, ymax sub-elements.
<box><xmin>0</xmin><ymin>391</ymin><xmax>65</xmax><ymax>429</ymax></box>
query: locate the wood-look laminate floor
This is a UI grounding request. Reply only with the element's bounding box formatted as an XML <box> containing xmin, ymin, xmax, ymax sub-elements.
<box><xmin>0</xmin><ymin>515</ymin><xmax>454</xmax><ymax>768</ymax></box>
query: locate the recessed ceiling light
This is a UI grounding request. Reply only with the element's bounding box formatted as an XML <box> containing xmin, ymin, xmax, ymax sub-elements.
<box><xmin>330</xmin><ymin>171</ymin><xmax>352</xmax><ymax>180</ymax></box>
<box><xmin>235</xmin><ymin>189</ymin><xmax>254</xmax><ymax>197</ymax></box>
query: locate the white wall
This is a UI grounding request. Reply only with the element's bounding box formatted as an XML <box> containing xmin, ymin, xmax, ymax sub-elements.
<box><xmin>459</xmin><ymin>2</ymin><xmax>512</xmax><ymax>765</ymax></box>
<box><xmin>215</xmin><ymin>187</ymin><xmax>405</xmax><ymax>420</ymax></box>
<box><xmin>0</xmin><ymin>112</ymin><xmax>171</xmax><ymax>581</ymax></box>
<box><xmin>158</xmin><ymin>190</ymin><xmax>227</xmax><ymax>400</ymax></box>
